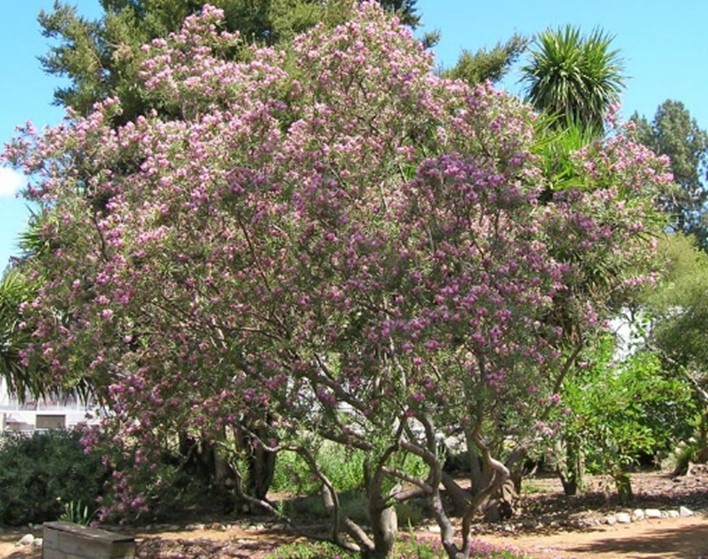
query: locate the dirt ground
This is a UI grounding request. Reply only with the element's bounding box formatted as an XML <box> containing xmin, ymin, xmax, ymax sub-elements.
<box><xmin>482</xmin><ymin>516</ymin><xmax>708</xmax><ymax>558</ymax></box>
<box><xmin>2</xmin><ymin>470</ymin><xmax>706</xmax><ymax>559</ymax></box>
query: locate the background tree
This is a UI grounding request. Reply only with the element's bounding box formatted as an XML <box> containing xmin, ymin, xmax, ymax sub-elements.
<box><xmin>642</xmin><ymin>234</ymin><xmax>708</xmax><ymax>451</ymax></box>
<box><xmin>442</xmin><ymin>33</ymin><xmax>528</xmax><ymax>85</ymax></box>
<box><xmin>630</xmin><ymin>101</ymin><xmax>708</xmax><ymax>250</ymax></box>
<box><xmin>520</xmin><ymin>25</ymin><xmax>625</xmax><ymax>132</ymax></box>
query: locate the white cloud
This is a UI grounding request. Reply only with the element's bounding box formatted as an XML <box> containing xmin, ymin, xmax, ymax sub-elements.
<box><xmin>0</xmin><ymin>167</ymin><xmax>26</xmax><ymax>198</ymax></box>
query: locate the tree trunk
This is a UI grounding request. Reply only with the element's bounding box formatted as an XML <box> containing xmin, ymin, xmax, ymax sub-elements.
<box><xmin>482</xmin><ymin>477</ymin><xmax>516</xmax><ymax>522</ymax></box>
<box><xmin>365</xmin><ymin>461</ymin><xmax>398</xmax><ymax>559</ymax></box>
<box><xmin>557</xmin><ymin>438</ymin><xmax>584</xmax><ymax>496</ymax></box>
<box><xmin>613</xmin><ymin>470</ymin><xmax>633</xmax><ymax>505</ymax></box>
<box><xmin>367</xmin><ymin>503</ymin><xmax>397</xmax><ymax>559</ymax></box>
<box><xmin>441</xmin><ymin>472</ymin><xmax>471</xmax><ymax>517</ymax></box>
<box><xmin>465</xmin><ymin>429</ymin><xmax>493</xmax><ymax>498</ymax></box>
<box><xmin>247</xmin><ymin>439</ymin><xmax>276</xmax><ymax>500</ymax></box>
<box><xmin>234</xmin><ymin>417</ymin><xmax>277</xmax><ymax>502</ymax></box>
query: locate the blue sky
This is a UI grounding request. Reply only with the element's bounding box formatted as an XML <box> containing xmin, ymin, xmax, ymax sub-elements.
<box><xmin>1</xmin><ymin>0</ymin><xmax>707</xmax><ymax>270</ymax></box>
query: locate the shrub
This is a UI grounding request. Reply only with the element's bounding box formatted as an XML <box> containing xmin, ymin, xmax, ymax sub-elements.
<box><xmin>271</xmin><ymin>444</ymin><xmax>367</xmax><ymax>496</ymax></box>
<box><xmin>0</xmin><ymin>429</ymin><xmax>106</xmax><ymax>526</ymax></box>
<box><xmin>272</xmin><ymin>443</ymin><xmax>427</xmax><ymax>497</ymax></box>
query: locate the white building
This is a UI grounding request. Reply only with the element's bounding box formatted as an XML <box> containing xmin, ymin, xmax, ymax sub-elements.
<box><xmin>0</xmin><ymin>377</ymin><xmax>95</xmax><ymax>432</ymax></box>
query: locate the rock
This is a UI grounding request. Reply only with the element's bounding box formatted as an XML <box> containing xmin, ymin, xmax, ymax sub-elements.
<box><xmin>645</xmin><ymin>508</ymin><xmax>662</xmax><ymax>519</ymax></box>
<box><xmin>632</xmin><ymin>509</ymin><xmax>646</xmax><ymax>521</ymax></box>
<box><xmin>679</xmin><ymin>506</ymin><xmax>694</xmax><ymax>517</ymax></box>
<box><xmin>32</xmin><ymin>538</ymin><xmax>43</xmax><ymax>548</ymax></box>
<box><xmin>605</xmin><ymin>515</ymin><xmax>617</xmax><ymax>525</ymax></box>
<box><xmin>427</xmin><ymin>524</ymin><xmax>441</xmax><ymax>534</ymax></box>
<box><xmin>667</xmin><ymin>510</ymin><xmax>680</xmax><ymax>518</ymax></box>
<box><xmin>17</xmin><ymin>534</ymin><xmax>35</xmax><ymax>546</ymax></box>
<box><xmin>616</xmin><ymin>513</ymin><xmax>632</xmax><ymax>524</ymax></box>
<box><xmin>185</xmin><ymin>523</ymin><xmax>205</xmax><ymax>531</ymax></box>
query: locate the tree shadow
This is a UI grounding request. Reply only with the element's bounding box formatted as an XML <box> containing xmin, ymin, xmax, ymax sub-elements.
<box><xmin>563</xmin><ymin>521</ymin><xmax>708</xmax><ymax>558</ymax></box>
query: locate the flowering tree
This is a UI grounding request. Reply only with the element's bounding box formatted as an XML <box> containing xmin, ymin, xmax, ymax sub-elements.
<box><xmin>4</xmin><ymin>3</ymin><xmax>671</xmax><ymax>558</ymax></box>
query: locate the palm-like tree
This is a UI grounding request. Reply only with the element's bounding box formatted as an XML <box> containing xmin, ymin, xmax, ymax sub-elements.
<box><xmin>520</xmin><ymin>25</ymin><xmax>625</xmax><ymax>132</ymax></box>
<box><xmin>0</xmin><ymin>215</ymin><xmax>70</xmax><ymax>404</ymax></box>
<box><xmin>0</xmin><ymin>268</ymin><xmax>43</xmax><ymax>402</ymax></box>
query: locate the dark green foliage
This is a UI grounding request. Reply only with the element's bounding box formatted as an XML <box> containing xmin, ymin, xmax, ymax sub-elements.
<box><xmin>630</xmin><ymin>101</ymin><xmax>708</xmax><ymax>249</ymax></box>
<box><xmin>520</xmin><ymin>25</ymin><xmax>624</xmax><ymax>132</ymax></box>
<box><xmin>0</xmin><ymin>430</ymin><xmax>106</xmax><ymax>526</ymax></box>
<box><xmin>443</xmin><ymin>34</ymin><xmax>528</xmax><ymax>86</ymax></box>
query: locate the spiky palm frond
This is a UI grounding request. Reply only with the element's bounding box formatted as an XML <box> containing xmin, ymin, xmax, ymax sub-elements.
<box><xmin>533</xmin><ymin>115</ymin><xmax>599</xmax><ymax>192</ymax></box>
<box><xmin>521</xmin><ymin>25</ymin><xmax>625</xmax><ymax>132</ymax></box>
<box><xmin>0</xmin><ymin>269</ymin><xmax>44</xmax><ymax>402</ymax></box>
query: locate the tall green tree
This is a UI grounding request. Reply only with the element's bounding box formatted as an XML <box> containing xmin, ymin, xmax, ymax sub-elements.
<box><xmin>644</xmin><ymin>235</ymin><xmax>708</xmax><ymax>404</ymax></box>
<box><xmin>630</xmin><ymin>101</ymin><xmax>708</xmax><ymax>250</ymax></box>
<box><xmin>520</xmin><ymin>25</ymin><xmax>625</xmax><ymax>132</ymax></box>
<box><xmin>39</xmin><ymin>0</ymin><xmax>421</xmax><ymax>121</ymax></box>
<box><xmin>443</xmin><ymin>33</ymin><xmax>528</xmax><ymax>85</ymax></box>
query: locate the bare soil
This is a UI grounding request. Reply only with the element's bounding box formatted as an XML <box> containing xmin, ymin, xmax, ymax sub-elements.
<box><xmin>2</xmin><ymin>470</ymin><xmax>706</xmax><ymax>559</ymax></box>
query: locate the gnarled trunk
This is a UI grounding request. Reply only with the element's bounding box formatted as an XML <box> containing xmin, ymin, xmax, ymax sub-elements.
<box><xmin>234</xmin><ymin>417</ymin><xmax>277</xmax><ymax>502</ymax></box>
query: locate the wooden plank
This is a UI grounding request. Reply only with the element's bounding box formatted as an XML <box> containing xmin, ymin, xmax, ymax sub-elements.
<box><xmin>43</xmin><ymin>522</ymin><xmax>136</xmax><ymax>559</ymax></box>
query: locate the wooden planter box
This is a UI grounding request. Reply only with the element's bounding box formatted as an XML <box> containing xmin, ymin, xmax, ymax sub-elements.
<box><xmin>43</xmin><ymin>521</ymin><xmax>135</xmax><ymax>559</ymax></box>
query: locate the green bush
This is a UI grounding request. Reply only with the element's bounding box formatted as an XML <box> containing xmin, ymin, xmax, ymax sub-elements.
<box><xmin>272</xmin><ymin>443</ymin><xmax>366</xmax><ymax>495</ymax></box>
<box><xmin>272</xmin><ymin>443</ymin><xmax>427</xmax><ymax>497</ymax></box>
<box><xmin>0</xmin><ymin>429</ymin><xmax>106</xmax><ymax>526</ymax></box>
